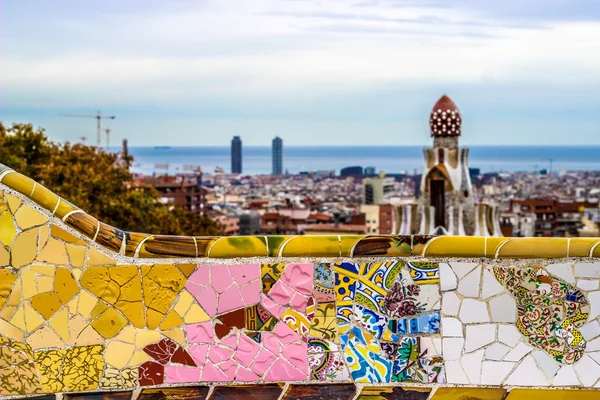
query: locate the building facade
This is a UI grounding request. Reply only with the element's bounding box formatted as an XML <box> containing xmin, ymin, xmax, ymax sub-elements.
<box><xmin>231</xmin><ymin>136</ymin><xmax>242</xmax><ymax>174</ymax></box>
<box><xmin>272</xmin><ymin>136</ymin><xmax>283</xmax><ymax>175</ymax></box>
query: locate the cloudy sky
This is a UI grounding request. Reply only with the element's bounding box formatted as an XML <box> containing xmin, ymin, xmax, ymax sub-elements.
<box><xmin>1</xmin><ymin>0</ymin><xmax>600</xmax><ymax>146</ymax></box>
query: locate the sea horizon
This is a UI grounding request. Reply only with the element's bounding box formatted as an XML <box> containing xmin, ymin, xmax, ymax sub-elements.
<box><xmin>120</xmin><ymin>145</ymin><xmax>600</xmax><ymax>176</ymax></box>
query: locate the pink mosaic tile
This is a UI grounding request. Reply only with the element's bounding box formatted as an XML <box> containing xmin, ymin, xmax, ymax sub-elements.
<box><xmin>240</xmin><ymin>281</ymin><xmax>261</xmax><ymax>305</ymax></box>
<box><xmin>269</xmin><ymin>280</ymin><xmax>295</xmax><ymax>305</ymax></box>
<box><xmin>235</xmin><ymin>333</ymin><xmax>261</xmax><ymax>367</ymax></box>
<box><xmin>217</xmin><ymin>285</ymin><xmax>245</xmax><ymax>313</ymax></box>
<box><xmin>229</xmin><ymin>264</ymin><xmax>260</xmax><ymax>285</ymax></box>
<box><xmin>251</xmin><ymin>348</ymin><xmax>277</xmax><ymax>376</ymax></box>
<box><xmin>272</xmin><ymin>321</ymin><xmax>301</xmax><ymax>344</ymax></box>
<box><xmin>189</xmin><ymin>343</ymin><xmax>209</xmax><ymax>365</ymax></box>
<box><xmin>186</xmin><ymin>322</ymin><xmax>214</xmax><ymax>343</ymax></box>
<box><xmin>236</xmin><ymin>367</ymin><xmax>261</xmax><ymax>382</ymax></box>
<box><xmin>282</xmin><ymin>263</ymin><xmax>314</xmax><ymax>295</ymax></box>
<box><xmin>165</xmin><ymin>365</ymin><xmax>200</xmax><ymax>383</ymax></box>
<box><xmin>265</xmin><ymin>358</ymin><xmax>308</xmax><ymax>381</ymax></box>
<box><xmin>201</xmin><ymin>363</ymin><xmax>229</xmax><ymax>382</ymax></box>
<box><xmin>208</xmin><ymin>345</ymin><xmax>235</xmax><ymax>364</ymax></box>
<box><xmin>211</xmin><ymin>265</ymin><xmax>234</xmax><ymax>293</ymax></box>
<box><xmin>260</xmin><ymin>294</ymin><xmax>286</xmax><ymax>318</ymax></box>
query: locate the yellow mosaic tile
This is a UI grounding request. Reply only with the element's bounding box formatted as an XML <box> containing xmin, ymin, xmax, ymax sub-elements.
<box><xmin>423</xmin><ymin>236</ymin><xmax>486</xmax><ymax>257</ymax></box>
<box><xmin>53</xmin><ymin>198</ymin><xmax>79</xmax><ymax>220</ymax></box>
<box><xmin>37</xmin><ymin>275</ymin><xmax>54</xmax><ymax>293</ymax></box>
<box><xmin>142</xmin><ymin>263</ymin><xmax>186</xmax><ymax>314</ymax></box>
<box><xmin>160</xmin><ymin>311</ymin><xmax>183</xmax><ymax>330</ymax></box>
<box><xmin>1</xmin><ymin>172</ymin><xmax>36</xmax><ymax>198</ymax></box>
<box><xmin>34</xmin><ymin>348</ymin><xmax>66</xmax><ymax>392</ymax></box>
<box><xmin>184</xmin><ymin>302</ymin><xmax>209</xmax><ymax>323</ymax></box>
<box><xmin>9</xmin><ymin>306</ymin><xmax>26</xmax><ymax>331</ymax></box>
<box><xmin>52</xmin><ymin>224</ymin><xmax>86</xmax><ymax>245</ymax></box>
<box><xmin>14</xmin><ymin>205</ymin><xmax>48</xmax><ymax>230</ymax></box>
<box><xmin>280</xmin><ymin>235</ymin><xmax>341</xmax><ymax>257</ymax></box>
<box><xmin>23</xmin><ymin>303</ymin><xmax>45</xmax><ymax>333</ymax></box>
<box><xmin>36</xmin><ymin>237</ymin><xmax>68</xmax><ymax>264</ymax></box>
<box><xmin>67</xmin><ymin>245</ymin><xmax>86</xmax><ymax>267</ymax></box>
<box><xmin>114</xmin><ymin>325</ymin><xmax>136</xmax><ymax>343</ymax></box>
<box><xmin>340</xmin><ymin>235</ymin><xmax>364</xmax><ymax>256</ymax></box>
<box><xmin>30</xmin><ymin>264</ymin><xmax>55</xmax><ymax>276</ymax></box>
<box><xmin>135</xmin><ymin>330</ymin><xmax>161</xmax><ymax>349</ymax></box>
<box><xmin>30</xmin><ymin>182</ymin><xmax>60</xmax><ymax>212</ymax></box>
<box><xmin>5</xmin><ymin>277</ymin><xmax>21</xmax><ymax>306</ymax></box>
<box><xmin>61</xmin><ymin>345</ymin><xmax>104</xmax><ymax>391</ymax></box>
<box><xmin>506</xmin><ymin>389</ymin><xmax>599</xmax><ymax>400</ymax></box>
<box><xmin>21</xmin><ymin>268</ymin><xmax>37</xmax><ymax>300</ymax></box>
<box><xmin>77</xmin><ymin>290</ymin><xmax>99</xmax><ymax>319</ymax></box>
<box><xmin>105</xmin><ymin>341</ymin><xmax>135</xmax><ymax>369</ymax></box>
<box><xmin>10</xmin><ymin>228</ymin><xmax>39</xmax><ymax>269</ymax></box>
<box><xmin>146</xmin><ymin>308</ymin><xmax>164</xmax><ymax>330</ymax></box>
<box><xmin>4</xmin><ymin>193</ymin><xmax>22</xmax><ymax>212</ymax></box>
<box><xmin>69</xmin><ymin>316</ymin><xmax>104</xmax><ymax>347</ymax></box>
<box><xmin>497</xmin><ymin>238</ymin><xmax>568</xmax><ymax>258</ymax></box>
<box><xmin>0</xmin><ymin>305</ymin><xmax>16</xmax><ymax>320</ymax></box>
<box><xmin>0</xmin><ymin>318</ymin><xmax>24</xmax><ymax>340</ymax></box>
<box><xmin>163</xmin><ymin>327</ymin><xmax>186</xmax><ymax>345</ymax></box>
<box><xmin>26</xmin><ymin>325</ymin><xmax>64</xmax><ymax>350</ymax></box>
<box><xmin>38</xmin><ymin>224</ymin><xmax>50</xmax><ymax>253</ymax></box>
<box><xmin>177</xmin><ymin>263</ymin><xmax>197</xmax><ymax>277</ymax></box>
<box><xmin>569</xmin><ymin>238</ymin><xmax>600</xmax><ymax>257</ymax></box>
<box><xmin>49</xmin><ymin>307</ymin><xmax>70</xmax><ymax>342</ymax></box>
<box><xmin>91</xmin><ymin>306</ymin><xmax>128</xmax><ymax>338</ymax></box>
<box><xmin>173</xmin><ymin>290</ymin><xmax>195</xmax><ymax>315</ymax></box>
<box><xmin>30</xmin><ymin>292</ymin><xmax>62</xmax><ymax>319</ymax></box>
<box><xmin>431</xmin><ymin>388</ymin><xmax>506</xmax><ymax>400</ymax></box>
<box><xmin>55</xmin><ymin>267</ymin><xmax>79</xmax><ymax>304</ymax></box>
<box><xmin>0</xmin><ymin>268</ymin><xmax>17</xmax><ymax>308</ymax></box>
<box><xmin>0</xmin><ymin>196</ymin><xmax>7</xmax><ymax>214</ymax></box>
<box><xmin>128</xmin><ymin>350</ymin><xmax>151</xmax><ymax>366</ymax></box>
<box><xmin>86</xmin><ymin>247</ymin><xmax>116</xmax><ymax>266</ymax></box>
<box><xmin>0</xmin><ymin>245</ymin><xmax>9</xmax><ymax>266</ymax></box>
<box><xmin>90</xmin><ymin>301</ymin><xmax>108</xmax><ymax>320</ymax></box>
<box><xmin>209</xmin><ymin>236</ymin><xmax>268</xmax><ymax>258</ymax></box>
<box><xmin>0</xmin><ymin>212</ymin><xmax>17</xmax><ymax>246</ymax></box>
<box><xmin>115</xmin><ymin>300</ymin><xmax>145</xmax><ymax>328</ymax></box>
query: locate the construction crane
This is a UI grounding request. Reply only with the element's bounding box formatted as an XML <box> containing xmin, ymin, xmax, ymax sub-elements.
<box><xmin>59</xmin><ymin>111</ymin><xmax>116</xmax><ymax>148</ymax></box>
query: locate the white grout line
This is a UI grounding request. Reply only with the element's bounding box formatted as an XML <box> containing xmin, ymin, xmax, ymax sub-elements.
<box><xmin>192</xmin><ymin>236</ymin><xmax>198</xmax><ymax>258</ymax></box>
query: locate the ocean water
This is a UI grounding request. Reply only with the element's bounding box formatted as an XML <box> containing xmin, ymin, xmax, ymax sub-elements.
<box><xmin>124</xmin><ymin>146</ymin><xmax>600</xmax><ymax>175</ymax></box>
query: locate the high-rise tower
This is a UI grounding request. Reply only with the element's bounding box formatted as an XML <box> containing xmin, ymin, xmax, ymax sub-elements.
<box><xmin>231</xmin><ymin>136</ymin><xmax>242</xmax><ymax>174</ymax></box>
<box><xmin>272</xmin><ymin>136</ymin><xmax>283</xmax><ymax>175</ymax></box>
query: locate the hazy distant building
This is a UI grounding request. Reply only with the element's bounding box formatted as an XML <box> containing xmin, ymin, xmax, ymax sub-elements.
<box><xmin>362</xmin><ymin>171</ymin><xmax>394</xmax><ymax>205</ymax></box>
<box><xmin>272</xmin><ymin>137</ymin><xmax>283</xmax><ymax>175</ymax></box>
<box><xmin>231</xmin><ymin>136</ymin><xmax>242</xmax><ymax>174</ymax></box>
<box><xmin>364</xmin><ymin>166</ymin><xmax>376</xmax><ymax>176</ymax></box>
<box><xmin>238</xmin><ymin>211</ymin><xmax>261</xmax><ymax>235</ymax></box>
<box><xmin>340</xmin><ymin>166</ymin><xmax>363</xmax><ymax>177</ymax></box>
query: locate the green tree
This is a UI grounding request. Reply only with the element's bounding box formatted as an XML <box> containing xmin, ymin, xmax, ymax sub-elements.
<box><xmin>0</xmin><ymin>122</ymin><xmax>222</xmax><ymax>236</ymax></box>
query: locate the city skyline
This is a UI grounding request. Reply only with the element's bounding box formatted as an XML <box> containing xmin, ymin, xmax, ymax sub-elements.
<box><xmin>2</xmin><ymin>1</ymin><xmax>600</xmax><ymax>146</ymax></box>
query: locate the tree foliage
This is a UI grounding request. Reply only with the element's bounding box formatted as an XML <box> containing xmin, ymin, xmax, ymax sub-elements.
<box><xmin>0</xmin><ymin>122</ymin><xmax>222</xmax><ymax>236</ymax></box>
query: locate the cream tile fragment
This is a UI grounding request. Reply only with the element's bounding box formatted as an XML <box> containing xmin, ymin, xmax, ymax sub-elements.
<box><xmin>464</xmin><ymin>324</ymin><xmax>495</xmax><ymax>352</ymax></box>
<box><xmin>532</xmin><ymin>350</ymin><xmax>560</xmax><ymax>379</ymax></box>
<box><xmin>459</xmin><ymin>299</ymin><xmax>490</xmax><ymax>323</ymax></box>
<box><xmin>439</xmin><ymin>263</ymin><xmax>457</xmax><ymax>291</ymax></box>
<box><xmin>503</xmin><ymin>342</ymin><xmax>533</xmax><ymax>362</ymax></box>
<box><xmin>485</xmin><ymin>343</ymin><xmax>511</xmax><ymax>361</ymax></box>
<box><xmin>490</xmin><ymin>294</ymin><xmax>516</xmax><ymax>323</ymax></box>
<box><xmin>444</xmin><ymin>360</ymin><xmax>469</xmax><ymax>384</ymax></box>
<box><xmin>460</xmin><ymin>349</ymin><xmax>484</xmax><ymax>384</ymax></box>
<box><xmin>441</xmin><ymin>317</ymin><xmax>463</xmax><ymax>337</ymax></box>
<box><xmin>546</xmin><ymin>263</ymin><xmax>576</xmax><ymax>283</ymax></box>
<box><xmin>480</xmin><ymin>361</ymin><xmax>516</xmax><ymax>385</ymax></box>
<box><xmin>482</xmin><ymin>268</ymin><xmax>505</xmax><ymax>300</ymax></box>
<box><xmin>441</xmin><ymin>291</ymin><xmax>460</xmax><ymax>316</ymax></box>
<box><xmin>574</xmin><ymin>354</ymin><xmax>600</xmax><ymax>386</ymax></box>
<box><xmin>553</xmin><ymin>365</ymin><xmax>581</xmax><ymax>386</ymax></box>
<box><xmin>498</xmin><ymin>325</ymin><xmax>521</xmax><ymax>347</ymax></box>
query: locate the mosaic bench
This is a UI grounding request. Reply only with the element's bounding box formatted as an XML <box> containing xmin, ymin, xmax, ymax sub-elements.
<box><xmin>2</xmin><ymin>163</ymin><xmax>600</xmax><ymax>400</ymax></box>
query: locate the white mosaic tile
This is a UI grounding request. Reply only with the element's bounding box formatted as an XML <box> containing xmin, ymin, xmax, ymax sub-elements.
<box><xmin>587</xmin><ymin>338</ymin><xmax>600</xmax><ymax>352</ymax></box>
<box><xmin>504</xmin><ymin>355</ymin><xmax>549</xmax><ymax>386</ymax></box>
<box><xmin>485</xmin><ymin>343</ymin><xmax>511</xmax><ymax>361</ymax></box>
<box><xmin>457</xmin><ymin>266</ymin><xmax>481</xmax><ymax>298</ymax></box>
<box><xmin>589</xmin><ymin>291</ymin><xmax>600</xmax><ymax>320</ymax></box>
<box><xmin>441</xmin><ymin>291</ymin><xmax>460</xmax><ymax>316</ymax></box>
<box><xmin>460</xmin><ymin>349</ymin><xmax>484</xmax><ymax>384</ymax></box>
<box><xmin>587</xmin><ymin>351</ymin><xmax>600</xmax><ymax>366</ymax></box>
<box><xmin>442</xmin><ymin>317</ymin><xmax>463</xmax><ymax>337</ymax></box>
<box><xmin>439</xmin><ymin>262</ymin><xmax>457</xmax><ymax>291</ymax></box>
<box><xmin>459</xmin><ymin>299</ymin><xmax>490</xmax><ymax>323</ymax></box>
<box><xmin>574</xmin><ymin>263</ymin><xmax>600</xmax><ymax>279</ymax></box>
<box><xmin>574</xmin><ymin>354</ymin><xmax>600</xmax><ymax>386</ymax></box>
<box><xmin>464</xmin><ymin>324</ymin><xmax>495</xmax><ymax>353</ymax></box>
<box><xmin>489</xmin><ymin>294</ymin><xmax>516</xmax><ymax>323</ymax></box>
<box><xmin>578</xmin><ymin>279</ymin><xmax>600</xmax><ymax>291</ymax></box>
<box><xmin>532</xmin><ymin>350</ymin><xmax>560</xmax><ymax>379</ymax></box>
<box><xmin>450</xmin><ymin>262</ymin><xmax>478</xmax><ymax>280</ymax></box>
<box><xmin>482</xmin><ymin>268</ymin><xmax>505</xmax><ymax>300</ymax></box>
<box><xmin>444</xmin><ymin>360</ymin><xmax>469</xmax><ymax>384</ymax></box>
<box><xmin>432</xmin><ymin>338</ymin><xmax>443</xmax><ymax>355</ymax></box>
<box><xmin>553</xmin><ymin>365</ymin><xmax>581</xmax><ymax>386</ymax></box>
<box><xmin>442</xmin><ymin>337</ymin><xmax>464</xmax><ymax>361</ymax></box>
<box><xmin>498</xmin><ymin>325</ymin><xmax>522</xmax><ymax>347</ymax></box>
<box><xmin>421</xmin><ymin>338</ymin><xmax>440</xmax><ymax>357</ymax></box>
<box><xmin>546</xmin><ymin>263</ymin><xmax>576</xmax><ymax>284</ymax></box>
<box><xmin>579</xmin><ymin>320</ymin><xmax>600</xmax><ymax>341</ymax></box>
<box><xmin>480</xmin><ymin>361</ymin><xmax>516</xmax><ymax>385</ymax></box>
<box><xmin>503</xmin><ymin>342</ymin><xmax>533</xmax><ymax>362</ymax></box>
